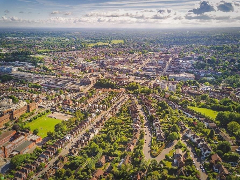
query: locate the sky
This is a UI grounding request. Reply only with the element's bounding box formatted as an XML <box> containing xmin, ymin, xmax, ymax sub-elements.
<box><xmin>0</xmin><ymin>0</ymin><xmax>240</xmax><ymax>28</ymax></box>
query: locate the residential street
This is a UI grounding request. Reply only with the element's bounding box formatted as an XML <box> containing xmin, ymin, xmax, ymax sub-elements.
<box><xmin>32</xmin><ymin>94</ymin><xmax>128</xmax><ymax>179</ymax></box>
<box><xmin>181</xmin><ymin>136</ymin><xmax>208</xmax><ymax>180</ymax></box>
<box><xmin>137</xmin><ymin>98</ymin><xmax>206</xmax><ymax>180</ymax></box>
<box><xmin>154</xmin><ymin>140</ymin><xmax>178</xmax><ymax>162</ymax></box>
<box><xmin>137</xmin><ymin>101</ymin><xmax>178</xmax><ymax>162</ymax></box>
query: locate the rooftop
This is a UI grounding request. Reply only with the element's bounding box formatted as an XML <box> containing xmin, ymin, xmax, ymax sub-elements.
<box><xmin>15</xmin><ymin>140</ymin><xmax>33</xmax><ymax>153</ymax></box>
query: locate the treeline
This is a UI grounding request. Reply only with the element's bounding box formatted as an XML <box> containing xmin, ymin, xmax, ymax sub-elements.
<box><xmin>94</xmin><ymin>78</ymin><xmax>118</xmax><ymax>89</ymax></box>
<box><xmin>126</xmin><ymin>82</ymin><xmax>151</xmax><ymax>95</ymax></box>
<box><xmin>0</xmin><ymin>51</ymin><xmax>44</xmax><ymax>66</ymax></box>
<box><xmin>0</xmin><ymin>74</ymin><xmax>13</xmax><ymax>82</ymax></box>
<box><xmin>216</xmin><ymin>111</ymin><xmax>240</xmax><ymax>127</ymax></box>
<box><xmin>28</xmin><ymin>83</ymin><xmax>41</xmax><ymax>89</ymax></box>
<box><xmin>197</xmin><ymin>95</ymin><xmax>238</xmax><ymax>112</ymax></box>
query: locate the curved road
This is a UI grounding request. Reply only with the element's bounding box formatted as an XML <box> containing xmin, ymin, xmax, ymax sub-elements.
<box><xmin>136</xmin><ymin>101</ymin><xmax>178</xmax><ymax>162</ymax></box>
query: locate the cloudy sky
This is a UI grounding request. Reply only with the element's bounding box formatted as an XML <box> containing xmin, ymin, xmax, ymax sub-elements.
<box><xmin>0</xmin><ymin>0</ymin><xmax>240</xmax><ymax>28</ymax></box>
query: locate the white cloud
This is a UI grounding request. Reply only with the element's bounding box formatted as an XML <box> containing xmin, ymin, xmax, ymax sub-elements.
<box><xmin>64</xmin><ymin>12</ymin><xmax>72</xmax><ymax>16</ymax></box>
<box><xmin>2</xmin><ymin>16</ymin><xmax>7</xmax><ymax>21</ymax></box>
<box><xmin>51</xmin><ymin>11</ymin><xmax>60</xmax><ymax>14</ymax></box>
<box><xmin>1</xmin><ymin>0</ymin><xmax>240</xmax><ymax>28</ymax></box>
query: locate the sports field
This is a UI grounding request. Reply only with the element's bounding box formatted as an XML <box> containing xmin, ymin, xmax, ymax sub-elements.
<box><xmin>188</xmin><ymin>106</ymin><xmax>218</xmax><ymax>120</ymax></box>
<box><xmin>25</xmin><ymin>115</ymin><xmax>61</xmax><ymax>138</ymax></box>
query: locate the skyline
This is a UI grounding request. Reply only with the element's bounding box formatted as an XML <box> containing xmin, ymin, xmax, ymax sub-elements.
<box><xmin>0</xmin><ymin>0</ymin><xmax>240</xmax><ymax>28</ymax></box>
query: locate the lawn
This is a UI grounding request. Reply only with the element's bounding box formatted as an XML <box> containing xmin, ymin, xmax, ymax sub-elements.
<box><xmin>188</xmin><ymin>106</ymin><xmax>218</xmax><ymax>120</ymax></box>
<box><xmin>111</xmin><ymin>40</ymin><xmax>124</xmax><ymax>44</ymax></box>
<box><xmin>88</xmin><ymin>42</ymin><xmax>109</xmax><ymax>47</ymax></box>
<box><xmin>25</xmin><ymin>115</ymin><xmax>62</xmax><ymax>138</ymax></box>
<box><xmin>88</xmin><ymin>40</ymin><xmax>124</xmax><ymax>47</ymax></box>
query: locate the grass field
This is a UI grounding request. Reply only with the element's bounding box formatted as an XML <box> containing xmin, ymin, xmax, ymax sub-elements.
<box><xmin>25</xmin><ymin>115</ymin><xmax>61</xmax><ymax>138</ymax></box>
<box><xmin>88</xmin><ymin>39</ymin><xmax>124</xmax><ymax>47</ymax></box>
<box><xmin>111</xmin><ymin>40</ymin><xmax>124</xmax><ymax>44</ymax></box>
<box><xmin>188</xmin><ymin>106</ymin><xmax>218</xmax><ymax>120</ymax></box>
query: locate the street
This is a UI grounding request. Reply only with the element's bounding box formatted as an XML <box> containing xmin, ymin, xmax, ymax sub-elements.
<box><xmin>32</xmin><ymin>94</ymin><xmax>128</xmax><ymax>179</ymax></box>
<box><xmin>181</xmin><ymin>136</ymin><xmax>208</xmax><ymax>180</ymax></box>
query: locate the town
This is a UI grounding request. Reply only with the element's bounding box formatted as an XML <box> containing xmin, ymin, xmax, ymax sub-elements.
<box><xmin>0</xmin><ymin>28</ymin><xmax>240</xmax><ymax>180</ymax></box>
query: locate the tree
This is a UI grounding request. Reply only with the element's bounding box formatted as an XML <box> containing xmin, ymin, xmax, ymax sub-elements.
<box><xmin>167</xmin><ymin>132</ymin><xmax>179</xmax><ymax>142</ymax></box>
<box><xmin>216</xmin><ymin>112</ymin><xmax>230</xmax><ymax>126</ymax></box>
<box><xmin>89</xmin><ymin>142</ymin><xmax>99</xmax><ymax>155</ymax></box>
<box><xmin>55</xmin><ymin>122</ymin><xmax>67</xmax><ymax>132</ymax></box>
<box><xmin>11</xmin><ymin>154</ymin><xmax>30</xmax><ymax>168</ymax></box>
<box><xmin>47</xmin><ymin>131</ymin><xmax>55</xmax><ymax>139</ymax></box>
<box><xmin>223</xmin><ymin>152</ymin><xmax>240</xmax><ymax>162</ymax></box>
<box><xmin>33</xmin><ymin>128</ymin><xmax>39</xmax><ymax>135</ymax></box>
<box><xmin>75</xmin><ymin>110</ymin><xmax>84</xmax><ymax>121</ymax></box>
<box><xmin>208</xmin><ymin>129</ymin><xmax>215</xmax><ymax>138</ymax></box>
<box><xmin>171</xmin><ymin>124</ymin><xmax>180</xmax><ymax>133</ymax></box>
<box><xmin>8</xmin><ymin>95</ymin><xmax>19</xmax><ymax>104</ymax></box>
<box><xmin>37</xmin><ymin>163</ymin><xmax>45</xmax><ymax>171</ymax></box>
<box><xmin>158</xmin><ymin>101</ymin><xmax>168</xmax><ymax>110</ymax></box>
<box><xmin>227</xmin><ymin>121</ymin><xmax>240</xmax><ymax>134</ymax></box>
<box><xmin>200</xmin><ymin>94</ymin><xmax>209</xmax><ymax>101</ymax></box>
<box><xmin>217</xmin><ymin>141</ymin><xmax>231</xmax><ymax>154</ymax></box>
<box><xmin>12</xmin><ymin>124</ymin><xmax>20</xmax><ymax>131</ymax></box>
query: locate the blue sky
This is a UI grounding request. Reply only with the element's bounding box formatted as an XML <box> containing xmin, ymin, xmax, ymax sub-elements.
<box><xmin>0</xmin><ymin>0</ymin><xmax>240</xmax><ymax>28</ymax></box>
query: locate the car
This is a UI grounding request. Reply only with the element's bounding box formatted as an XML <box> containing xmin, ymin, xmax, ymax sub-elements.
<box><xmin>202</xmin><ymin>168</ymin><xmax>205</xmax><ymax>172</ymax></box>
<box><xmin>200</xmin><ymin>165</ymin><xmax>203</xmax><ymax>169</ymax></box>
<box><xmin>196</xmin><ymin>168</ymin><xmax>199</xmax><ymax>171</ymax></box>
<box><xmin>193</xmin><ymin>160</ymin><xmax>195</xmax><ymax>164</ymax></box>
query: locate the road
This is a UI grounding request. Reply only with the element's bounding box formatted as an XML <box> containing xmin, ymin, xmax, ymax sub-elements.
<box><xmin>181</xmin><ymin>136</ymin><xmax>208</xmax><ymax>180</ymax></box>
<box><xmin>154</xmin><ymin>140</ymin><xmax>178</xmax><ymax>162</ymax></box>
<box><xmin>152</xmin><ymin>56</ymin><xmax>173</xmax><ymax>86</ymax></box>
<box><xmin>32</xmin><ymin>94</ymin><xmax>128</xmax><ymax>179</ymax></box>
<box><xmin>136</xmin><ymin>99</ymin><xmax>178</xmax><ymax>162</ymax></box>
<box><xmin>132</xmin><ymin>58</ymin><xmax>151</xmax><ymax>74</ymax></box>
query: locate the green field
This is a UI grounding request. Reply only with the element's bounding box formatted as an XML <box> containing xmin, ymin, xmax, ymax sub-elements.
<box><xmin>88</xmin><ymin>39</ymin><xmax>124</xmax><ymax>47</ymax></box>
<box><xmin>25</xmin><ymin>115</ymin><xmax>61</xmax><ymax>138</ymax></box>
<box><xmin>188</xmin><ymin>106</ymin><xmax>218</xmax><ymax>120</ymax></box>
<box><xmin>111</xmin><ymin>40</ymin><xmax>124</xmax><ymax>44</ymax></box>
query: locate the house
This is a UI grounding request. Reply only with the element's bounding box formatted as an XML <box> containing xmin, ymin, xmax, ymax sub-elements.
<box><xmin>218</xmin><ymin>131</ymin><xmax>235</xmax><ymax>145</ymax></box>
<box><xmin>174</xmin><ymin>149</ymin><xmax>185</xmax><ymax>167</ymax></box>
<box><xmin>156</xmin><ymin>130</ymin><xmax>165</xmax><ymax>142</ymax></box>
<box><xmin>207</xmin><ymin>123</ymin><xmax>217</xmax><ymax>129</ymax></box>
<box><xmin>45</xmin><ymin>168</ymin><xmax>56</xmax><ymax>179</ymax></box>
<box><xmin>177</xmin><ymin>121</ymin><xmax>187</xmax><ymax>132</ymax></box>
<box><xmin>210</xmin><ymin>153</ymin><xmax>229</xmax><ymax>179</ymax></box>
<box><xmin>200</xmin><ymin>143</ymin><xmax>211</xmax><ymax>158</ymax></box>
<box><xmin>185</xmin><ymin>130</ymin><xmax>211</xmax><ymax>158</ymax></box>
<box><xmin>91</xmin><ymin>169</ymin><xmax>104</xmax><ymax>180</ymax></box>
<box><xmin>0</xmin><ymin>130</ymin><xmax>16</xmax><ymax>146</ymax></box>
<box><xmin>14</xmin><ymin>171</ymin><xmax>27</xmax><ymax>180</ymax></box>
<box><xmin>211</xmin><ymin>153</ymin><xmax>223</xmax><ymax>172</ymax></box>
<box><xmin>96</xmin><ymin>156</ymin><xmax>105</xmax><ymax>167</ymax></box>
<box><xmin>127</xmin><ymin>144</ymin><xmax>134</xmax><ymax>152</ymax></box>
